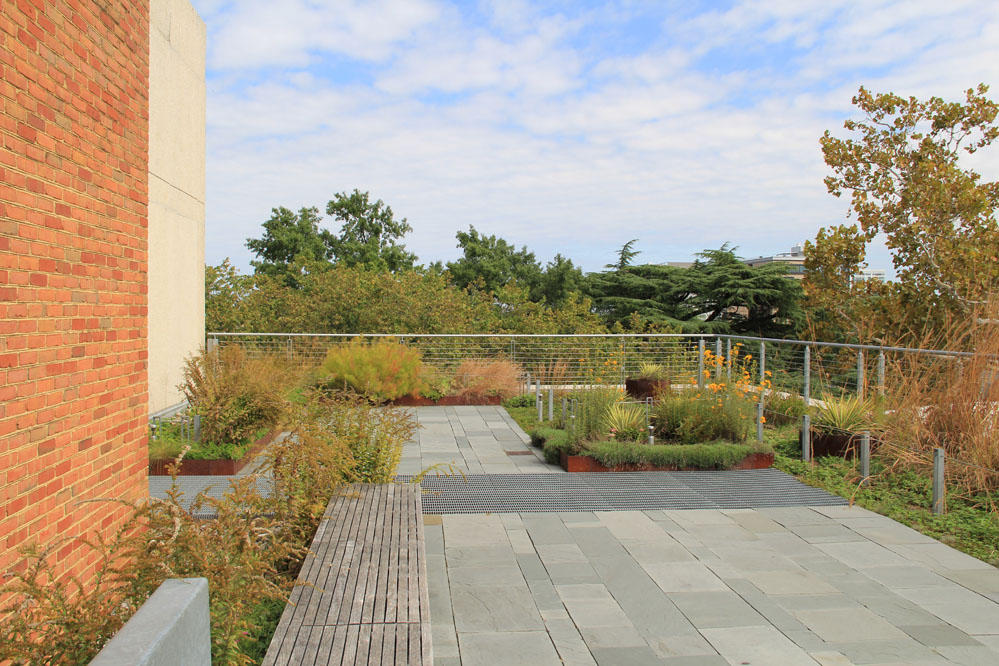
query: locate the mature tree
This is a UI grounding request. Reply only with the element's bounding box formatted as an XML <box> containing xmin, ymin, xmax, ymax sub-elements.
<box><xmin>445</xmin><ymin>226</ymin><xmax>544</xmax><ymax>295</ymax></box>
<box><xmin>588</xmin><ymin>245</ymin><xmax>803</xmax><ymax>336</ymax></box>
<box><xmin>325</xmin><ymin>189</ymin><xmax>417</xmax><ymax>272</ymax></box>
<box><xmin>811</xmin><ymin>84</ymin><xmax>999</xmax><ymax>342</ymax></box>
<box><xmin>607</xmin><ymin>239</ymin><xmax>641</xmax><ymax>270</ymax></box>
<box><xmin>537</xmin><ymin>253</ymin><xmax>585</xmax><ymax>306</ymax></box>
<box><xmin>245</xmin><ymin>206</ymin><xmax>331</xmax><ymax>281</ymax></box>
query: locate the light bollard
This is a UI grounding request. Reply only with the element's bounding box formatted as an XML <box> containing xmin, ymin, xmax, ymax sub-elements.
<box><xmin>756</xmin><ymin>400</ymin><xmax>764</xmax><ymax>443</ymax></box>
<box><xmin>802</xmin><ymin>414</ymin><xmax>811</xmax><ymax>462</ymax></box>
<box><xmin>860</xmin><ymin>431</ymin><xmax>871</xmax><ymax>486</ymax></box>
<box><xmin>561</xmin><ymin>397</ymin><xmax>567</xmax><ymax>428</ymax></box>
<box><xmin>932</xmin><ymin>448</ymin><xmax>946</xmax><ymax>515</ymax></box>
<box><xmin>548</xmin><ymin>388</ymin><xmax>554</xmax><ymax>421</ymax></box>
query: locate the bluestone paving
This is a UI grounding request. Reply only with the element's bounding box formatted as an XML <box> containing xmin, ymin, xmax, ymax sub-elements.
<box><xmin>407</xmin><ymin>407</ymin><xmax>999</xmax><ymax>665</ymax></box>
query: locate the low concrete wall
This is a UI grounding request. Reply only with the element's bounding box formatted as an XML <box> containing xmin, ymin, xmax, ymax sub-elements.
<box><xmin>90</xmin><ymin>578</ymin><xmax>211</xmax><ymax>666</ymax></box>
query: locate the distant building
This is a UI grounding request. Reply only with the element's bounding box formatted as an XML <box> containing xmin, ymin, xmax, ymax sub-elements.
<box><xmin>857</xmin><ymin>269</ymin><xmax>887</xmax><ymax>282</ymax></box>
<box><xmin>744</xmin><ymin>245</ymin><xmax>807</xmax><ymax>279</ymax></box>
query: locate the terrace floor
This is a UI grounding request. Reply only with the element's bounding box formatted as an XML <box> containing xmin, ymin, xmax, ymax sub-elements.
<box><xmin>149</xmin><ymin>406</ymin><xmax>999</xmax><ymax>665</ymax></box>
<box><xmin>409</xmin><ymin>407</ymin><xmax>999</xmax><ymax>666</ymax></box>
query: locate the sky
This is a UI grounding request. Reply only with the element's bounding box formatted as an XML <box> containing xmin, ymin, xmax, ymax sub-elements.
<box><xmin>190</xmin><ymin>0</ymin><xmax>999</xmax><ymax>277</ymax></box>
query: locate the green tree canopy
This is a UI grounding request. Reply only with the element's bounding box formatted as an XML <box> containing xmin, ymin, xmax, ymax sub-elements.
<box><xmin>587</xmin><ymin>245</ymin><xmax>803</xmax><ymax>337</ymax></box>
<box><xmin>445</xmin><ymin>226</ymin><xmax>543</xmax><ymax>295</ymax></box>
<box><xmin>325</xmin><ymin>189</ymin><xmax>417</xmax><ymax>272</ymax></box>
<box><xmin>810</xmin><ymin>84</ymin><xmax>999</xmax><ymax>343</ymax></box>
<box><xmin>245</xmin><ymin>206</ymin><xmax>331</xmax><ymax>282</ymax></box>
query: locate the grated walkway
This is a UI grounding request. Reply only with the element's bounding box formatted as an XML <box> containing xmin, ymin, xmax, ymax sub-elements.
<box><xmin>400</xmin><ymin>469</ymin><xmax>847</xmax><ymax>514</ymax></box>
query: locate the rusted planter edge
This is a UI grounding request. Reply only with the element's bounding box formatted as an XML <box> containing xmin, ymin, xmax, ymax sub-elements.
<box><xmin>149</xmin><ymin>428</ymin><xmax>279</xmax><ymax>476</ymax></box>
<box><xmin>560</xmin><ymin>449</ymin><xmax>774</xmax><ymax>473</ymax></box>
<box><xmin>388</xmin><ymin>394</ymin><xmax>505</xmax><ymax>407</ymax></box>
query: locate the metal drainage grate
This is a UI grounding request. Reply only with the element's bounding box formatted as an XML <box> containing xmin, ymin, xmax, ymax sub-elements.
<box><xmin>396</xmin><ymin>469</ymin><xmax>848</xmax><ymax>514</ymax></box>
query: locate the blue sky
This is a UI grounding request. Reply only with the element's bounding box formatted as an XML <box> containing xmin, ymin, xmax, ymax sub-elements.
<box><xmin>190</xmin><ymin>0</ymin><xmax>999</xmax><ymax>276</ymax></box>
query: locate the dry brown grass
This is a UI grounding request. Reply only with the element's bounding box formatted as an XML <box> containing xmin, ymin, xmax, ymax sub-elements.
<box><xmin>532</xmin><ymin>358</ymin><xmax>572</xmax><ymax>396</ymax></box>
<box><xmin>452</xmin><ymin>359</ymin><xmax>524</xmax><ymax>401</ymax></box>
<box><xmin>879</xmin><ymin>301</ymin><xmax>999</xmax><ymax>495</ymax></box>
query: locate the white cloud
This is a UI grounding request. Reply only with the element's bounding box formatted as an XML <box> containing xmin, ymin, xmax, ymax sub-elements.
<box><xmin>192</xmin><ymin>0</ymin><xmax>999</xmax><ymax>276</ymax></box>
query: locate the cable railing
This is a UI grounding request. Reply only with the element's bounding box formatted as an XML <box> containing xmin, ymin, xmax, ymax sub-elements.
<box><xmin>207</xmin><ymin>331</ymin><xmax>974</xmax><ymax>400</ymax></box>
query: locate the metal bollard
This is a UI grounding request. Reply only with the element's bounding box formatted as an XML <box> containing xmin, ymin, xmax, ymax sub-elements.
<box><xmin>715</xmin><ymin>338</ymin><xmax>722</xmax><ymax>381</ymax></box>
<box><xmin>561</xmin><ymin>397</ymin><xmax>567</xmax><ymax>428</ymax></box>
<box><xmin>932</xmin><ymin>448</ymin><xmax>946</xmax><ymax>515</ymax></box>
<box><xmin>548</xmin><ymin>388</ymin><xmax>554</xmax><ymax>421</ymax></box>
<box><xmin>802</xmin><ymin>414</ymin><xmax>811</xmax><ymax>462</ymax></box>
<box><xmin>860</xmin><ymin>431</ymin><xmax>870</xmax><ymax>486</ymax></box>
<box><xmin>193</xmin><ymin>414</ymin><xmax>202</xmax><ymax>443</ymax></box>
<box><xmin>756</xmin><ymin>400</ymin><xmax>764</xmax><ymax>443</ymax></box>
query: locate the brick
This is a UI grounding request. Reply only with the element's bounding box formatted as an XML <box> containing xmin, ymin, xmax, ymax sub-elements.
<box><xmin>0</xmin><ymin>0</ymin><xmax>149</xmax><ymax>591</ymax></box>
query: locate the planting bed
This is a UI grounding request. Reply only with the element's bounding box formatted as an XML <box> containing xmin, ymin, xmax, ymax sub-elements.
<box><xmin>560</xmin><ymin>450</ymin><xmax>774</xmax><ymax>472</ymax></box>
<box><xmin>148</xmin><ymin>429</ymin><xmax>279</xmax><ymax>476</ymax></box>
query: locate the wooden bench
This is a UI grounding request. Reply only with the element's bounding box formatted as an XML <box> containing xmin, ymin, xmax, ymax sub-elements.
<box><xmin>263</xmin><ymin>483</ymin><xmax>432</xmax><ymax>665</ymax></box>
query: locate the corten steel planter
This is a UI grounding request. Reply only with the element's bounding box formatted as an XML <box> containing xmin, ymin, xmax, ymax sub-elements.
<box><xmin>807</xmin><ymin>431</ymin><xmax>866</xmax><ymax>459</ymax></box>
<box><xmin>560</xmin><ymin>450</ymin><xmax>774</xmax><ymax>473</ymax></box>
<box><xmin>388</xmin><ymin>394</ymin><xmax>505</xmax><ymax>407</ymax></box>
<box><xmin>625</xmin><ymin>378</ymin><xmax>670</xmax><ymax>400</ymax></box>
<box><xmin>149</xmin><ymin>429</ymin><xmax>278</xmax><ymax>476</ymax></box>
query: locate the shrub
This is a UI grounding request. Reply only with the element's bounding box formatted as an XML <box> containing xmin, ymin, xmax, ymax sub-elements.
<box><xmin>567</xmin><ymin>387</ymin><xmax>623</xmax><ymax>442</ymax></box>
<box><xmin>765</xmin><ymin>392</ymin><xmax>809</xmax><ymax>426</ymax></box>
<box><xmin>419</xmin><ymin>366</ymin><xmax>453</xmax><ymax>400</ymax></box>
<box><xmin>811</xmin><ymin>393</ymin><xmax>878</xmax><ymax>434</ymax></box>
<box><xmin>181</xmin><ymin>345</ymin><xmax>288</xmax><ymax>448</ymax></box>
<box><xmin>503</xmin><ymin>393</ymin><xmax>536</xmax><ymax>408</ymax></box>
<box><xmin>584</xmin><ymin>441</ymin><xmax>765</xmax><ymax>470</ymax></box>
<box><xmin>313</xmin><ymin>392</ymin><xmax>418</xmax><ymax>483</ymax></box>
<box><xmin>530</xmin><ymin>427</ymin><xmax>572</xmax><ymax>464</ymax></box>
<box><xmin>319</xmin><ymin>339</ymin><xmax>424</xmax><ymax>401</ymax></box>
<box><xmin>452</xmin><ymin>359</ymin><xmax>523</xmax><ymax>401</ymax></box>
<box><xmin>0</xmin><ymin>390</ymin><xmax>374</xmax><ymax>666</ymax></box>
<box><xmin>634</xmin><ymin>362</ymin><xmax>669</xmax><ymax>381</ymax></box>
<box><xmin>654</xmin><ymin>388</ymin><xmax>755</xmax><ymax>444</ymax></box>
<box><xmin>602</xmin><ymin>403</ymin><xmax>647</xmax><ymax>442</ymax></box>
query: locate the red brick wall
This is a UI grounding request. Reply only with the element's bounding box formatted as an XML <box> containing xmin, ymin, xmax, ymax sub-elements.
<box><xmin>0</xmin><ymin>0</ymin><xmax>150</xmax><ymax>585</ymax></box>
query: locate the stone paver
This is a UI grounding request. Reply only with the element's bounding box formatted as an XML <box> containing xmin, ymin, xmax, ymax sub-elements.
<box><xmin>403</xmin><ymin>407</ymin><xmax>999</xmax><ymax>665</ymax></box>
<box><xmin>426</xmin><ymin>506</ymin><xmax>999</xmax><ymax>665</ymax></box>
<box><xmin>396</xmin><ymin>406</ymin><xmax>561</xmax><ymax>476</ymax></box>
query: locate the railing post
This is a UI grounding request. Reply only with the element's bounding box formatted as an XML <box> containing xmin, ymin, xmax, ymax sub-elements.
<box><xmin>726</xmin><ymin>338</ymin><xmax>732</xmax><ymax>383</ymax></box>
<box><xmin>759</xmin><ymin>341</ymin><xmax>766</xmax><ymax>384</ymax></box>
<box><xmin>561</xmin><ymin>397</ymin><xmax>567</xmax><ymax>428</ymax></box>
<box><xmin>803</xmin><ymin>345</ymin><xmax>811</xmax><ymax>406</ymax></box>
<box><xmin>621</xmin><ymin>338</ymin><xmax>627</xmax><ymax>387</ymax></box>
<box><xmin>877</xmin><ymin>351</ymin><xmax>885</xmax><ymax>397</ymax></box>
<box><xmin>756</xmin><ymin>399</ymin><xmax>764</xmax><ymax>443</ymax></box>
<box><xmin>859</xmin><ymin>431</ymin><xmax>870</xmax><ymax>486</ymax></box>
<box><xmin>932</xmin><ymin>448</ymin><xmax>946</xmax><ymax>515</ymax></box>
<box><xmin>715</xmin><ymin>338</ymin><xmax>722</xmax><ymax>381</ymax></box>
<box><xmin>857</xmin><ymin>349</ymin><xmax>865</xmax><ymax>399</ymax></box>
<box><xmin>548</xmin><ymin>388</ymin><xmax>554</xmax><ymax>421</ymax></box>
<box><xmin>802</xmin><ymin>414</ymin><xmax>811</xmax><ymax>462</ymax></box>
<box><xmin>698</xmin><ymin>338</ymin><xmax>705</xmax><ymax>390</ymax></box>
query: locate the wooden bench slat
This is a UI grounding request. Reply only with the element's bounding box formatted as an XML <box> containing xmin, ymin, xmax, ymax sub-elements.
<box><xmin>263</xmin><ymin>483</ymin><xmax>430</xmax><ymax>665</ymax></box>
